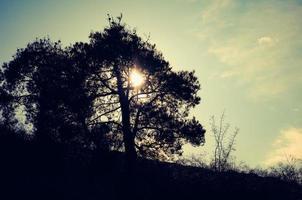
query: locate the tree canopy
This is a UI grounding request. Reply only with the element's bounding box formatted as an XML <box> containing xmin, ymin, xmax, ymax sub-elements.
<box><xmin>0</xmin><ymin>16</ymin><xmax>205</xmax><ymax>161</ymax></box>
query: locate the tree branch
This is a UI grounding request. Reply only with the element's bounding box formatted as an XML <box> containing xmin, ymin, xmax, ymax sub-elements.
<box><xmin>96</xmin><ymin>74</ymin><xmax>117</xmax><ymax>94</ymax></box>
<box><xmin>89</xmin><ymin>106</ymin><xmax>121</xmax><ymax>122</ymax></box>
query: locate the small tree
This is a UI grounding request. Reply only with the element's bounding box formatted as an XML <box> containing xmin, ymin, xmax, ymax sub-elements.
<box><xmin>210</xmin><ymin>112</ymin><xmax>239</xmax><ymax>172</ymax></box>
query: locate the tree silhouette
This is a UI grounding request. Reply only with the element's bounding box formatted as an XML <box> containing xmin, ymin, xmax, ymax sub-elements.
<box><xmin>0</xmin><ymin>39</ymin><xmax>92</xmax><ymax>148</ymax></box>
<box><xmin>0</xmin><ymin>16</ymin><xmax>205</xmax><ymax>163</ymax></box>
<box><xmin>81</xmin><ymin>16</ymin><xmax>205</xmax><ymax>161</ymax></box>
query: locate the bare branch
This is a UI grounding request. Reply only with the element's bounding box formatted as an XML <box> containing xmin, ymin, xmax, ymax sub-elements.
<box><xmin>89</xmin><ymin>106</ymin><xmax>121</xmax><ymax>122</ymax></box>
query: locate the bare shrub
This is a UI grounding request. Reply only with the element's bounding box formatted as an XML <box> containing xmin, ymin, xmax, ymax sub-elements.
<box><xmin>210</xmin><ymin>112</ymin><xmax>239</xmax><ymax>172</ymax></box>
<box><xmin>268</xmin><ymin>155</ymin><xmax>302</xmax><ymax>184</ymax></box>
<box><xmin>177</xmin><ymin>153</ymin><xmax>208</xmax><ymax>168</ymax></box>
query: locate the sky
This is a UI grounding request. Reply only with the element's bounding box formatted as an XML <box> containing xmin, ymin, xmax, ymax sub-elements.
<box><xmin>1</xmin><ymin>0</ymin><xmax>302</xmax><ymax>167</ymax></box>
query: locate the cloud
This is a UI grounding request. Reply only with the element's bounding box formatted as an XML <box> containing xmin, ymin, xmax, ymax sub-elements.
<box><xmin>201</xmin><ymin>0</ymin><xmax>233</xmax><ymax>23</ymax></box>
<box><xmin>194</xmin><ymin>0</ymin><xmax>302</xmax><ymax>100</ymax></box>
<box><xmin>264</xmin><ymin>128</ymin><xmax>302</xmax><ymax>166</ymax></box>
<box><xmin>257</xmin><ymin>36</ymin><xmax>275</xmax><ymax>46</ymax></box>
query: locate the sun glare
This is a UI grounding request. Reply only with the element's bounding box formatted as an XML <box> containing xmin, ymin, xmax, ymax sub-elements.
<box><xmin>130</xmin><ymin>69</ymin><xmax>145</xmax><ymax>88</ymax></box>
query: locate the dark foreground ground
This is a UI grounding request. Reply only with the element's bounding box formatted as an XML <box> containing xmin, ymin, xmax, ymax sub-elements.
<box><xmin>0</xmin><ymin>132</ymin><xmax>301</xmax><ymax>200</ymax></box>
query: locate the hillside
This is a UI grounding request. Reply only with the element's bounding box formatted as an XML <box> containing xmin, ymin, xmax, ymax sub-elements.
<box><xmin>0</xmin><ymin>132</ymin><xmax>301</xmax><ymax>200</ymax></box>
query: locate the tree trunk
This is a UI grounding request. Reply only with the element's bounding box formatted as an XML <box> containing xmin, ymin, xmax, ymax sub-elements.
<box><xmin>114</xmin><ymin>66</ymin><xmax>137</xmax><ymax>199</ymax></box>
<box><xmin>115</xmin><ymin>67</ymin><xmax>137</xmax><ymax>164</ymax></box>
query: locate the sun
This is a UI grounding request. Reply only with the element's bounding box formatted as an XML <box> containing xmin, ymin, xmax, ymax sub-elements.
<box><xmin>130</xmin><ymin>69</ymin><xmax>145</xmax><ymax>88</ymax></box>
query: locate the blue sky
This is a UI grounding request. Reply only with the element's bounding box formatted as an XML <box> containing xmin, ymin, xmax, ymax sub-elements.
<box><xmin>1</xmin><ymin>0</ymin><xmax>302</xmax><ymax>167</ymax></box>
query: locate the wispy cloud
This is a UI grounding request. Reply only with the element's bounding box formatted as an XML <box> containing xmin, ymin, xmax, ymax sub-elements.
<box><xmin>201</xmin><ymin>0</ymin><xmax>233</xmax><ymax>23</ymax></box>
<box><xmin>264</xmin><ymin>128</ymin><xmax>302</xmax><ymax>166</ymax></box>
<box><xmin>194</xmin><ymin>0</ymin><xmax>302</xmax><ymax>100</ymax></box>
